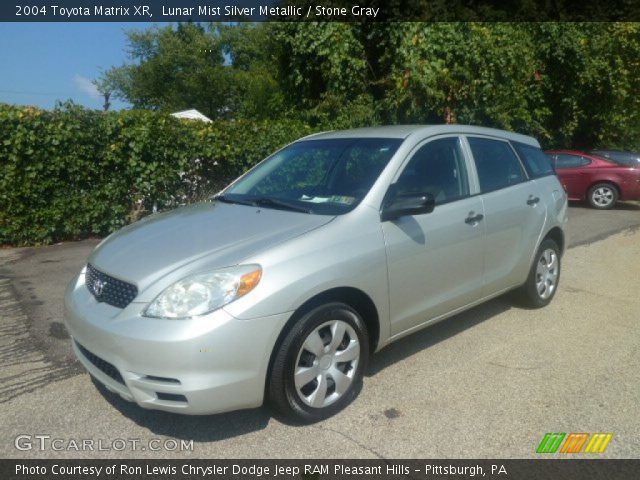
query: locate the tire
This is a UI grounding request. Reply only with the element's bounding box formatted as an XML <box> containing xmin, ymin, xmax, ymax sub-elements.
<box><xmin>587</xmin><ymin>183</ymin><xmax>618</xmax><ymax>209</ymax></box>
<box><xmin>268</xmin><ymin>302</ymin><xmax>369</xmax><ymax>423</ymax></box>
<box><xmin>514</xmin><ymin>239</ymin><xmax>561</xmax><ymax>308</ymax></box>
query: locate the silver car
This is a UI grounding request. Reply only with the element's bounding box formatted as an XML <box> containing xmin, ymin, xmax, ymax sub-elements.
<box><xmin>64</xmin><ymin>125</ymin><xmax>568</xmax><ymax>422</ymax></box>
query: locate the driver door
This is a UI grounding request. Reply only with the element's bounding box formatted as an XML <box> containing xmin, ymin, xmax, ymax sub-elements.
<box><xmin>382</xmin><ymin>136</ymin><xmax>485</xmax><ymax>336</ymax></box>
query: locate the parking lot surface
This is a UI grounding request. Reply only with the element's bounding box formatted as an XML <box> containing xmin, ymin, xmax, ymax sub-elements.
<box><xmin>1</xmin><ymin>203</ymin><xmax>639</xmax><ymax>458</ymax></box>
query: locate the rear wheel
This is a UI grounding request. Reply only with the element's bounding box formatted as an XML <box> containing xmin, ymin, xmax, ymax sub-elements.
<box><xmin>514</xmin><ymin>238</ymin><xmax>561</xmax><ymax>308</ymax></box>
<box><xmin>588</xmin><ymin>183</ymin><xmax>618</xmax><ymax>209</ymax></box>
<box><xmin>268</xmin><ymin>302</ymin><xmax>368</xmax><ymax>423</ymax></box>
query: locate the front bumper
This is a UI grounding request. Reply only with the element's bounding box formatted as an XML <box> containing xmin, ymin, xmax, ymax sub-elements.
<box><xmin>64</xmin><ymin>272</ymin><xmax>290</xmax><ymax>415</ymax></box>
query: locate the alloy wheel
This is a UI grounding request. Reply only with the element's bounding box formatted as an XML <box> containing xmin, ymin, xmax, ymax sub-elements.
<box><xmin>591</xmin><ymin>186</ymin><xmax>615</xmax><ymax>207</ymax></box>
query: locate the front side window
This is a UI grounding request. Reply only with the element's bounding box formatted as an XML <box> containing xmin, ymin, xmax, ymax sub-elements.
<box><xmin>512</xmin><ymin>142</ymin><xmax>555</xmax><ymax>178</ymax></box>
<box><xmin>222</xmin><ymin>138</ymin><xmax>402</xmax><ymax>215</ymax></box>
<box><xmin>554</xmin><ymin>154</ymin><xmax>591</xmax><ymax>169</ymax></box>
<box><xmin>394</xmin><ymin>137</ymin><xmax>470</xmax><ymax>205</ymax></box>
<box><xmin>468</xmin><ymin>137</ymin><xmax>527</xmax><ymax>193</ymax></box>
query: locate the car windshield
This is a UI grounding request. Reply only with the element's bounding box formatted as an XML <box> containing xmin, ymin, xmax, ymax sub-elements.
<box><xmin>219</xmin><ymin>138</ymin><xmax>403</xmax><ymax>215</ymax></box>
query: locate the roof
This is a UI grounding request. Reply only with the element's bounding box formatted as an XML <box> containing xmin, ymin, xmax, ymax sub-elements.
<box><xmin>170</xmin><ymin>109</ymin><xmax>212</xmax><ymax>123</ymax></box>
<box><xmin>301</xmin><ymin>124</ymin><xmax>540</xmax><ymax>147</ymax></box>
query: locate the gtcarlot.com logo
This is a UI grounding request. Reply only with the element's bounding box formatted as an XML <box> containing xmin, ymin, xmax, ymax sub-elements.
<box><xmin>537</xmin><ymin>433</ymin><xmax>613</xmax><ymax>454</ymax></box>
<box><xmin>14</xmin><ymin>435</ymin><xmax>194</xmax><ymax>452</ymax></box>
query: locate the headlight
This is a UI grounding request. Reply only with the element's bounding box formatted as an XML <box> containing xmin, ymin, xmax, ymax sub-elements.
<box><xmin>143</xmin><ymin>265</ymin><xmax>262</xmax><ymax>319</ymax></box>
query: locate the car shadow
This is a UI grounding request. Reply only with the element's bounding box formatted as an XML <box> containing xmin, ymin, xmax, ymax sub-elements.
<box><xmin>569</xmin><ymin>200</ymin><xmax>640</xmax><ymax>211</ymax></box>
<box><xmin>610</xmin><ymin>201</ymin><xmax>640</xmax><ymax>211</ymax></box>
<box><xmin>92</xmin><ymin>294</ymin><xmax>514</xmax><ymax>442</ymax></box>
<box><xmin>367</xmin><ymin>295</ymin><xmax>512</xmax><ymax>376</ymax></box>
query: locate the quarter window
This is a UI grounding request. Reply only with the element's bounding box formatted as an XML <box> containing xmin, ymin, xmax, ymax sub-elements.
<box><xmin>512</xmin><ymin>142</ymin><xmax>554</xmax><ymax>178</ymax></box>
<box><xmin>468</xmin><ymin>137</ymin><xmax>527</xmax><ymax>192</ymax></box>
<box><xmin>394</xmin><ymin>137</ymin><xmax>469</xmax><ymax>205</ymax></box>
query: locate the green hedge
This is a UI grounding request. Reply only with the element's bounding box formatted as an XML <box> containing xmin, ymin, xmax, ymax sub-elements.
<box><xmin>0</xmin><ymin>104</ymin><xmax>315</xmax><ymax>245</ymax></box>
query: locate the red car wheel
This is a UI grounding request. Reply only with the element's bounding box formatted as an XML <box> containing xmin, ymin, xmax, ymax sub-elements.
<box><xmin>588</xmin><ymin>183</ymin><xmax>618</xmax><ymax>209</ymax></box>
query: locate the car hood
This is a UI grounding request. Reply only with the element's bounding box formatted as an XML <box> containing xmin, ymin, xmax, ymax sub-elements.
<box><xmin>88</xmin><ymin>201</ymin><xmax>333</xmax><ymax>291</ymax></box>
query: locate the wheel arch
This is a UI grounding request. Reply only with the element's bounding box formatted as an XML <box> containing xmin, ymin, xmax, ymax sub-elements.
<box><xmin>587</xmin><ymin>179</ymin><xmax>621</xmax><ymax>197</ymax></box>
<box><xmin>543</xmin><ymin>226</ymin><xmax>565</xmax><ymax>257</ymax></box>
<box><xmin>264</xmin><ymin>287</ymin><xmax>380</xmax><ymax>397</ymax></box>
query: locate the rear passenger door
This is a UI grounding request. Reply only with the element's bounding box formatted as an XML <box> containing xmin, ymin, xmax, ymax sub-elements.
<box><xmin>465</xmin><ymin>136</ymin><xmax>546</xmax><ymax>295</ymax></box>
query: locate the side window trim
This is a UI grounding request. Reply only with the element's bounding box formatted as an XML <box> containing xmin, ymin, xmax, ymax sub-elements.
<box><xmin>459</xmin><ymin>135</ymin><xmax>481</xmax><ymax>195</ymax></box>
<box><xmin>464</xmin><ymin>135</ymin><xmax>531</xmax><ymax>194</ymax></box>
<box><xmin>384</xmin><ymin>134</ymin><xmax>475</xmax><ymax>208</ymax></box>
<box><xmin>508</xmin><ymin>141</ymin><xmax>531</xmax><ymax>181</ymax></box>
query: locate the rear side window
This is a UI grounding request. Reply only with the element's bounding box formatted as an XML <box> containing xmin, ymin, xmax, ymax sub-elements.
<box><xmin>512</xmin><ymin>142</ymin><xmax>554</xmax><ymax>178</ymax></box>
<box><xmin>554</xmin><ymin>154</ymin><xmax>591</xmax><ymax>169</ymax></box>
<box><xmin>467</xmin><ymin>137</ymin><xmax>527</xmax><ymax>193</ymax></box>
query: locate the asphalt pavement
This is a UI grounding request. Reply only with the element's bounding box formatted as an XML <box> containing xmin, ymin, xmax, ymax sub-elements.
<box><xmin>1</xmin><ymin>201</ymin><xmax>639</xmax><ymax>458</ymax></box>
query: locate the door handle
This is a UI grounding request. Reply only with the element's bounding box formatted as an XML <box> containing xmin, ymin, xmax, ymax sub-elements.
<box><xmin>527</xmin><ymin>196</ymin><xmax>540</xmax><ymax>206</ymax></box>
<box><xmin>465</xmin><ymin>213</ymin><xmax>484</xmax><ymax>224</ymax></box>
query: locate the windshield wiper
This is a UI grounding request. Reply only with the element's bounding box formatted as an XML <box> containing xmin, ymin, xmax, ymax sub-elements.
<box><xmin>251</xmin><ymin>197</ymin><xmax>313</xmax><ymax>214</ymax></box>
<box><xmin>215</xmin><ymin>194</ymin><xmax>312</xmax><ymax>214</ymax></box>
<box><xmin>213</xmin><ymin>194</ymin><xmax>255</xmax><ymax>206</ymax></box>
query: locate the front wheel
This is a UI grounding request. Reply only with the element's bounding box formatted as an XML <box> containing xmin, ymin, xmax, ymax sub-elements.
<box><xmin>514</xmin><ymin>239</ymin><xmax>561</xmax><ymax>308</ymax></box>
<box><xmin>268</xmin><ymin>302</ymin><xmax>369</xmax><ymax>423</ymax></box>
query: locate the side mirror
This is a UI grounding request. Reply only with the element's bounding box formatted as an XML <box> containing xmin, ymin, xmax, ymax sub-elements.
<box><xmin>381</xmin><ymin>192</ymin><xmax>435</xmax><ymax>222</ymax></box>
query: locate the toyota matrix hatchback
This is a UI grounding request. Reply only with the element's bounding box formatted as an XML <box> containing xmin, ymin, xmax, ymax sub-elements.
<box><xmin>65</xmin><ymin>125</ymin><xmax>568</xmax><ymax>422</ymax></box>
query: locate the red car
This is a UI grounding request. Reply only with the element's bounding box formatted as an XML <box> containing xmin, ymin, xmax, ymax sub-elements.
<box><xmin>545</xmin><ymin>150</ymin><xmax>640</xmax><ymax>209</ymax></box>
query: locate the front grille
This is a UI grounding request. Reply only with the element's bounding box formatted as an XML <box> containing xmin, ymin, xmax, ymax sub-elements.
<box><xmin>85</xmin><ymin>264</ymin><xmax>138</xmax><ymax>309</ymax></box>
<box><xmin>75</xmin><ymin>341</ymin><xmax>125</xmax><ymax>385</ymax></box>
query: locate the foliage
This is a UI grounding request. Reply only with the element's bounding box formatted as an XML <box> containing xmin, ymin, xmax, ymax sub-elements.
<box><xmin>0</xmin><ymin>103</ymin><xmax>314</xmax><ymax>245</ymax></box>
<box><xmin>97</xmin><ymin>21</ymin><xmax>640</xmax><ymax>149</ymax></box>
<box><xmin>530</xmin><ymin>23</ymin><xmax>640</xmax><ymax>149</ymax></box>
<box><xmin>271</xmin><ymin>22</ymin><xmax>640</xmax><ymax>149</ymax></box>
<box><xmin>4</xmin><ymin>22</ymin><xmax>640</xmax><ymax>245</ymax></box>
<box><xmin>384</xmin><ymin>24</ymin><xmax>549</xmax><ymax>139</ymax></box>
<box><xmin>104</xmin><ymin>23</ymin><xmax>229</xmax><ymax>118</ymax></box>
<box><xmin>99</xmin><ymin>23</ymin><xmax>285</xmax><ymax>120</ymax></box>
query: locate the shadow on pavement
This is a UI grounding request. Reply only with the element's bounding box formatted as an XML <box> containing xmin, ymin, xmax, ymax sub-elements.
<box><xmin>569</xmin><ymin>200</ymin><xmax>640</xmax><ymax>211</ymax></box>
<box><xmin>368</xmin><ymin>295</ymin><xmax>512</xmax><ymax>376</ymax></box>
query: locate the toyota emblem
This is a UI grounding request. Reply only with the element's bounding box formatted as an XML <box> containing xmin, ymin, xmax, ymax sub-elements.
<box><xmin>93</xmin><ymin>279</ymin><xmax>106</xmax><ymax>297</ymax></box>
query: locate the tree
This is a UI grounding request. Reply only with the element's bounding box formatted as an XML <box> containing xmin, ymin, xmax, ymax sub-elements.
<box><xmin>531</xmin><ymin>23</ymin><xmax>640</xmax><ymax>148</ymax></box>
<box><xmin>272</xmin><ymin>21</ymin><xmax>640</xmax><ymax>148</ymax></box>
<box><xmin>216</xmin><ymin>23</ymin><xmax>285</xmax><ymax>119</ymax></box>
<box><xmin>384</xmin><ymin>23</ymin><xmax>549</xmax><ymax>138</ymax></box>
<box><xmin>93</xmin><ymin>68</ymin><xmax>128</xmax><ymax>111</ymax></box>
<box><xmin>98</xmin><ymin>23</ymin><xmax>232</xmax><ymax>118</ymax></box>
<box><xmin>98</xmin><ymin>21</ymin><xmax>640</xmax><ymax>149</ymax></box>
<box><xmin>98</xmin><ymin>23</ymin><xmax>285</xmax><ymax>120</ymax></box>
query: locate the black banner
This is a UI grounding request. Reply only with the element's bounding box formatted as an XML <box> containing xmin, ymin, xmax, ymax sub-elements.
<box><xmin>2</xmin><ymin>0</ymin><xmax>640</xmax><ymax>22</ymax></box>
<box><xmin>2</xmin><ymin>459</ymin><xmax>640</xmax><ymax>480</ymax></box>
